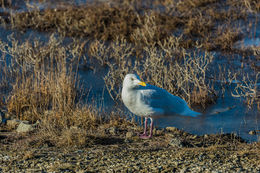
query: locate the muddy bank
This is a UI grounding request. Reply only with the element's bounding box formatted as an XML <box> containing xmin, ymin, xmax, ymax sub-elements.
<box><xmin>0</xmin><ymin>123</ymin><xmax>259</xmax><ymax>172</ymax></box>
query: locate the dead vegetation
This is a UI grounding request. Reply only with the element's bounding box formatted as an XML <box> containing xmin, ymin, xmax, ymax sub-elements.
<box><xmin>0</xmin><ymin>0</ymin><xmax>258</xmax><ymax>52</ymax></box>
<box><xmin>0</xmin><ymin>33</ymin><xmax>138</xmax><ymax>147</ymax></box>
<box><xmin>231</xmin><ymin>72</ymin><xmax>260</xmax><ymax>109</ymax></box>
<box><xmin>0</xmin><ymin>34</ymin><xmax>78</xmax><ymax>120</ymax></box>
<box><xmin>0</xmin><ymin>34</ymin><xmax>103</xmax><ymax>147</ymax></box>
<box><xmin>98</xmin><ymin>35</ymin><xmax>216</xmax><ymax>107</ymax></box>
<box><xmin>0</xmin><ymin>0</ymin><xmax>259</xmax><ymax>148</ymax></box>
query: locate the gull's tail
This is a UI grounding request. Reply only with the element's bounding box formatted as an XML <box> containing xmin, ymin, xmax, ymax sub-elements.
<box><xmin>181</xmin><ymin>108</ymin><xmax>201</xmax><ymax>117</ymax></box>
<box><xmin>182</xmin><ymin>106</ymin><xmax>236</xmax><ymax>117</ymax></box>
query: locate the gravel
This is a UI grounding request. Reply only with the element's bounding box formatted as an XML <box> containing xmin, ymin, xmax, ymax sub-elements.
<box><xmin>0</xmin><ymin>126</ymin><xmax>259</xmax><ymax>172</ymax></box>
<box><xmin>1</xmin><ymin>143</ymin><xmax>259</xmax><ymax>172</ymax></box>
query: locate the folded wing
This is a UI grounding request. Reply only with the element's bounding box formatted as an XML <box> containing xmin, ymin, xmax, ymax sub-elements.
<box><xmin>138</xmin><ymin>84</ymin><xmax>188</xmax><ymax>116</ymax></box>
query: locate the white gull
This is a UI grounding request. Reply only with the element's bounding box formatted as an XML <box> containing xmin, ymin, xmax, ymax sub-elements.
<box><xmin>122</xmin><ymin>74</ymin><xmax>200</xmax><ymax>139</ymax></box>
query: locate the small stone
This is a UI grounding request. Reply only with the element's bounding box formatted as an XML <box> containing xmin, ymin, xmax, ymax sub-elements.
<box><xmin>6</xmin><ymin>119</ymin><xmax>21</xmax><ymax>129</ymax></box>
<box><xmin>166</xmin><ymin>127</ymin><xmax>178</xmax><ymax>132</ymax></box>
<box><xmin>180</xmin><ymin>167</ymin><xmax>187</xmax><ymax>173</ymax></box>
<box><xmin>156</xmin><ymin>129</ymin><xmax>164</xmax><ymax>135</ymax></box>
<box><xmin>3</xmin><ymin>155</ymin><xmax>10</xmax><ymax>161</ymax></box>
<box><xmin>191</xmin><ymin>135</ymin><xmax>198</xmax><ymax>139</ymax></box>
<box><xmin>107</xmin><ymin>127</ymin><xmax>117</xmax><ymax>135</ymax></box>
<box><xmin>70</xmin><ymin>126</ymin><xmax>79</xmax><ymax>130</ymax></box>
<box><xmin>248</xmin><ymin>130</ymin><xmax>256</xmax><ymax>135</ymax></box>
<box><xmin>126</xmin><ymin>131</ymin><xmax>134</xmax><ymax>139</ymax></box>
<box><xmin>16</xmin><ymin>122</ymin><xmax>35</xmax><ymax>133</ymax></box>
<box><xmin>169</xmin><ymin>138</ymin><xmax>183</xmax><ymax>148</ymax></box>
<box><xmin>59</xmin><ymin>163</ymin><xmax>73</xmax><ymax>170</ymax></box>
<box><xmin>211</xmin><ymin>171</ymin><xmax>220</xmax><ymax>173</ymax></box>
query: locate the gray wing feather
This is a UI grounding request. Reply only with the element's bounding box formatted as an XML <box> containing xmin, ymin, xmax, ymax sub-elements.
<box><xmin>138</xmin><ymin>84</ymin><xmax>186</xmax><ymax>115</ymax></box>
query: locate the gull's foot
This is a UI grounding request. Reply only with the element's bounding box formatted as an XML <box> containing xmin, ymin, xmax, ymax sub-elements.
<box><xmin>139</xmin><ymin>134</ymin><xmax>152</xmax><ymax>139</ymax></box>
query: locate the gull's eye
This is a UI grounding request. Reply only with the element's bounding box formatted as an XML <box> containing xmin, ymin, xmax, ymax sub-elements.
<box><xmin>131</xmin><ymin>77</ymin><xmax>134</xmax><ymax>81</ymax></box>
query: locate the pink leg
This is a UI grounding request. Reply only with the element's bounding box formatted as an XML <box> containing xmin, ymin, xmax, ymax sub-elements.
<box><xmin>140</xmin><ymin>117</ymin><xmax>153</xmax><ymax>139</ymax></box>
<box><xmin>148</xmin><ymin>117</ymin><xmax>153</xmax><ymax>138</ymax></box>
<box><xmin>140</xmin><ymin>117</ymin><xmax>148</xmax><ymax>137</ymax></box>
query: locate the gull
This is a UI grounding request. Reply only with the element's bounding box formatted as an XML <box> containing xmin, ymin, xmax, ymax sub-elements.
<box><xmin>122</xmin><ymin>74</ymin><xmax>200</xmax><ymax>139</ymax></box>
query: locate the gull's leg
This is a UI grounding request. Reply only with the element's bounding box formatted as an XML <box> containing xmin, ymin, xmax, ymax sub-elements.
<box><xmin>140</xmin><ymin>117</ymin><xmax>148</xmax><ymax>137</ymax></box>
<box><xmin>140</xmin><ymin>117</ymin><xmax>153</xmax><ymax>139</ymax></box>
<box><xmin>143</xmin><ymin>117</ymin><xmax>148</xmax><ymax>135</ymax></box>
<box><xmin>148</xmin><ymin>117</ymin><xmax>153</xmax><ymax>138</ymax></box>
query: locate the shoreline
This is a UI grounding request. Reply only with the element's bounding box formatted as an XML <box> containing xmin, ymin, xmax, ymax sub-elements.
<box><xmin>1</xmin><ymin>123</ymin><xmax>259</xmax><ymax>172</ymax></box>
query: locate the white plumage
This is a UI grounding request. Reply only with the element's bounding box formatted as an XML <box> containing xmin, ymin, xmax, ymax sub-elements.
<box><xmin>122</xmin><ymin>74</ymin><xmax>200</xmax><ymax>139</ymax></box>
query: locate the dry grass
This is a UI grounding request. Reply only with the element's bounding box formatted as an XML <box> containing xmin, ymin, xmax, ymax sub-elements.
<box><xmin>0</xmin><ymin>33</ymin><xmax>137</xmax><ymax>147</ymax></box>
<box><xmin>98</xmin><ymin>35</ymin><xmax>216</xmax><ymax>108</ymax></box>
<box><xmin>231</xmin><ymin>72</ymin><xmax>260</xmax><ymax>109</ymax></box>
<box><xmin>0</xmin><ymin>0</ymin><xmax>259</xmax><ymax>148</ymax></box>
<box><xmin>0</xmin><ymin>34</ymin><xmax>112</xmax><ymax>147</ymax></box>
<box><xmin>0</xmin><ymin>34</ymin><xmax>78</xmax><ymax>120</ymax></box>
<box><xmin>9</xmin><ymin>3</ymin><xmax>139</xmax><ymax>40</ymax></box>
<box><xmin>1</xmin><ymin>0</ymin><xmax>257</xmax><ymax>52</ymax></box>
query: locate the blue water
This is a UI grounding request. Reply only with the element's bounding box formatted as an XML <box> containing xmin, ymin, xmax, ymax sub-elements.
<box><xmin>78</xmin><ymin>68</ymin><xmax>260</xmax><ymax>142</ymax></box>
<box><xmin>155</xmin><ymin>93</ymin><xmax>259</xmax><ymax>142</ymax></box>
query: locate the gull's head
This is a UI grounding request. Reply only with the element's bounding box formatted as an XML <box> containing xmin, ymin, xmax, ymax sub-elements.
<box><xmin>123</xmin><ymin>74</ymin><xmax>146</xmax><ymax>89</ymax></box>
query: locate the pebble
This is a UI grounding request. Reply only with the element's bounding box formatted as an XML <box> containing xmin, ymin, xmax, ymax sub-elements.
<box><xmin>6</xmin><ymin>119</ymin><xmax>20</xmax><ymax>129</ymax></box>
<box><xmin>166</xmin><ymin>127</ymin><xmax>178</xmax><ymax>132</ymax></box>
<box><xmin>107</xmin><ymin>127</ymin><xmax>117</xmax><ymax>135</ymax></box>
<box><xmin>248</xmin><ymin>130</ymin><xmax>260</xmax><ymax>135</ymax></box>
<box><xmin>126</xmin><ymin>131</ymin><xmax>134</xmax><ymax>139</ymax></box>
<box><xmin>0</xmin><ymin>124</ymin><xmax>259</xmax><ymax>172</ymax></box>
<box><xmin>16</xmin><ymin>122</ymin><xmax>35</xmax><ymax>133</ymax></box>
<box><xmin>204</xmin><ymin>134</ymin><xmax>209</xmax><ymax>138</ymax></box>
<box><xmin>169</xmin><ymin>138</ymin><xmax>183</xmax><ymax>148</ymax></box>
<box><xmin>155</xmin><ymin>129</ymin><xmax>165</xmax><ymax>135</ymax></box>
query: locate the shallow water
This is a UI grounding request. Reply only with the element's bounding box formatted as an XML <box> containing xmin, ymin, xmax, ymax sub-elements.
<box><xmin>76</xmin><ymin>46</ymin><xmax>260</xmax><ymax>142</ymax></box>
<box><xmin>156</xmin><ymin>92</ymin><xmax>259</xmax><ymax>142</ymax></box>
<box><xmin>79</xmin><ymin>68</ymin><xmax>260</xmax><ymax>142</ymax></box>
<box><xmin>0</xmin><ymin>1</ymin><xmax>259</xmax><ymax>142</ymax></box>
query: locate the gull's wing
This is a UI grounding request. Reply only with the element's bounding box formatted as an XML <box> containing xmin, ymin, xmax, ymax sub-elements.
<box><xmin>137</xmin><ymin>84</ymin><xmax>187</xmax><ymax>115</ymax></box>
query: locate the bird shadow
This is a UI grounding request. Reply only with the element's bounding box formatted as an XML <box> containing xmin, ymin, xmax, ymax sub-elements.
<box><xmin>88</xmin><ymin>136</ymin><xmax>125</xmax><ymax>145</ymax></box>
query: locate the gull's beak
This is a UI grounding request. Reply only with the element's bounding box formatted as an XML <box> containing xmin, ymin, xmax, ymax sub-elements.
<box><xmin>138</xmin><ymin>81</ymin><xmax>146</xmax><ymax>86</ymax></box>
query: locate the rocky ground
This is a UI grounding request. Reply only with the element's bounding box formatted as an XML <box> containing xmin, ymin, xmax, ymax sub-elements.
<box><xmin>0</xmin><ymin>118</ymin><xmax>260</xmax><ymax>173</ymax></box>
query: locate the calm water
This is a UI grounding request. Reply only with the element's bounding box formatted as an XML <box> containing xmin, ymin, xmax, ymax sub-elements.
<box><xmin>78</xmin><ymin>68</ymin><xmax>260</xmax><ymax>142</ymax></box>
